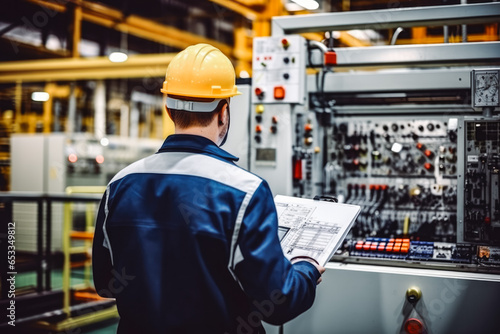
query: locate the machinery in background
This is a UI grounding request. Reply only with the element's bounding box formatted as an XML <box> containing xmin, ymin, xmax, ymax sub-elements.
<box><xmin>251</xmin><ymin>3</ymin><xmax>500</xmax><ymax>333</ymax></box>
<box><xmin>10</xmin><ymin>134</ymin><xmax>162</xmax><ymax>252</ymax></box>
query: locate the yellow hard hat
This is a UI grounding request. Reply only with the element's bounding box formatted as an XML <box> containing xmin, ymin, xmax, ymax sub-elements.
<box><xmin>161</xmin><ymin>44</ymin><xmax>241</xmax><ymax>99</ymax></box>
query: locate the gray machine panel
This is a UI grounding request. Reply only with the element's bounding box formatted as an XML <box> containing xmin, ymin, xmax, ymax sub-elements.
<box><xmin>225</xmin><ymin>84</ymin><xmax>251</xmax><ymax>170</ymax></box>
<box><xmin>272</xmin><ymin>3</ymin><xmax>500</xmax><ymax>35</ymax></box>
<box><xmin>264</xmin><ymin>263</ymin><xmax>500</xmax><ymax>334</ymax></box>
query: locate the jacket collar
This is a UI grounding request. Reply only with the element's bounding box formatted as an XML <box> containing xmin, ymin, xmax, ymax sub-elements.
<box><xmin>157</xmin><ymin>134</ymin><xmax>239</xmax><ymax>162</ymax></box>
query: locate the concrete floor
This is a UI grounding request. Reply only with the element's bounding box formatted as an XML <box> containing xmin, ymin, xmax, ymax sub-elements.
<box><xmin>15</xmin><ymin>268</ymin><xmax>119</xmax><ymax>334</ymax></box>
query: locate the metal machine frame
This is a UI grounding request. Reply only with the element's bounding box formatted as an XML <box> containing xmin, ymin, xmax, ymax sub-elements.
<box><xmin>255</xmin><ymin>4</ymin><xmax>500</xmax><ymax>334</ymax></box>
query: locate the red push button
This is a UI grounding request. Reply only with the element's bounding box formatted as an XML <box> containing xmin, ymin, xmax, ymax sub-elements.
<box><xmin>255</xmin><ymin>87</ymin><xmax>264</xmax><ymax>99</ymax></box>
<box><xmin>281</xmin><ymin>38</ymin><xmax>290</xmax><ymax>50</ymax></box>
<box><xmin>255</xmin><ymin>125</ymin><xmax>262</xmax><ymax>133</ymax></box>
<box><xmin>404</xmin><ymin>318</ymin><xmax>424</xmax><ymax>334</ymax></box>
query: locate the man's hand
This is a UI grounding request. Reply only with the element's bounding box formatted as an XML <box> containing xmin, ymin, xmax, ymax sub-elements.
<box><xmin>290</xmin><ymin>257</ymin><xmax>326</xmax><ymax>285</ymax></box>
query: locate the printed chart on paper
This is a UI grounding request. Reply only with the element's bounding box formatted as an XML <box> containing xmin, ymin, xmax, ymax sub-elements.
<box><xmin>275</xmin><ymin>195</ymin><xmax>361</xmax><ymax>266</ymax></box>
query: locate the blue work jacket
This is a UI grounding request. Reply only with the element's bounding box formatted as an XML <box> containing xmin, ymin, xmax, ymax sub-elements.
<box><xmin>92</xmin><ymin>134</ymin><xmax>320</xmax><ymax>333</ymax></box>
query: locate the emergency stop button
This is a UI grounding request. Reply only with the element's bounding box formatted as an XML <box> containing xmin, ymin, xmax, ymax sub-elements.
<box><xmin>281</xmin><ymin>38</ymin><xmax>290</xmax><ymax>50</ymax></box>
<box><xmin>255</xmin><ymin>87</ymin><xmax>264</xmax><ymax>100</ymax></box>
<box><xmin>404</xmin><ymin>318</ymin><xmax>424</xmax><ymax>334</ymax></box>
<box><xmin>274</xmin><ymin>86</ymin><xmax>285</xmax><ymax>100</ymax></box>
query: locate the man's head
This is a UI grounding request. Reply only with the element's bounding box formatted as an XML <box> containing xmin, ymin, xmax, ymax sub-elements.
<box><xmin>161</xmin><ymin>44</ymin><xmax>241</xmax><ymax>146</ymax></box>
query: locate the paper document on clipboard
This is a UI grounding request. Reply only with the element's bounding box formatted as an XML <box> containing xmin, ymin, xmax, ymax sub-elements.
<box><xmin>275</xmin><ymin>195</ymin><xmax>361</xmax><ymax>267</ymax></box>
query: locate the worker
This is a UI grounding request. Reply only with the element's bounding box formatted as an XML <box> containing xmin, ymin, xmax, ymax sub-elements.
<box><xmin>92</xmin><ymin>43</ymin><xmax>325</xmax><ymax>334</ymax></box>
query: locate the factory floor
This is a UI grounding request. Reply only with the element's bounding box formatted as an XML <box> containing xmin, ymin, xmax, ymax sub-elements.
<box><xmin>16</xmin><ymin>268</ymin><xmax>119</xmax><ymax>334</ymax></box>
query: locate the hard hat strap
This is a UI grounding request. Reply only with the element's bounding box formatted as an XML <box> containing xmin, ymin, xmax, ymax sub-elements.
<box><xmin>166</xmin><ymin>97</ymin><xmax>223</xmax><ymax>113</ymax></box>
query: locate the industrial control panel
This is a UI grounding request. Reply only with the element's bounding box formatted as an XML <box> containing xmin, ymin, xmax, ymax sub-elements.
<box><xmin>252</xmin><ymin>35</ymin><xmax>306</xmax><ymax>105</ymax></box>
<box><xmin>250</xmin><ymin>35</ymin><xmax>309</xmax><ymax>195</ymax></box>
<box><xmin>249</xmin><ymin>35</ymin><xmax>500</xmax><ymax>270</ymax></box>
<box><xmin>457</xmin><ymin>118</ymin><xmax>500</xmax><ymax>264</ymax></box>
<box><xmin>325</xmin><ymin>116</ymin><xmax>458</xmax><ymax>240</ymax></box>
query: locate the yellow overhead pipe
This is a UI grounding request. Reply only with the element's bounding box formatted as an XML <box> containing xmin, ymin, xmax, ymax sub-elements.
<box><xmin>0</xmin><ymin>53</ymin><xmax>176</xmax><ymax>82</ymax></box>
<box><xmin>209</xmin><ymin>0</ymin><xmax>260</xmax><ymax>21</ymax></box>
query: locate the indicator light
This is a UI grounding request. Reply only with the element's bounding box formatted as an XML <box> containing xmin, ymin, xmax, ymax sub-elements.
<box><xmin>324</xmin><ymin>51</ymin><xmax>337</xmax><ymax>66</ymax></box>
<box><xmin>293</xmin><ymin>159</ymin><xmax>303</xmax><ymax>180</ymax></box>
<box><xmin>68</xmin><ymin>154</ymin><xmax>78</xmax><ymax>163</ymax></box>
<box><xmin>274</xmin><ymin>86</ymin><xmax>285</xmax><ymax>100</ymax></box>
<box><xmin>281</xmin><ymin>38</ymin><xmax>290</xmax><ymax>50</ymax></box>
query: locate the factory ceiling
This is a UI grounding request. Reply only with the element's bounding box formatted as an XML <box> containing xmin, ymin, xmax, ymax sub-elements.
<box><xmin>0</xmin><ymin>1</ymin><xmax>497</xmax><ymax>70</ymax></box>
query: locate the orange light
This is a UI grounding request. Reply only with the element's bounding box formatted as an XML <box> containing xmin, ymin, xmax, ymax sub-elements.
<box><xmin>324</xmin><ymin>51</ymin><xmax>337</xmax><ymax>66</ymax></box>
<box><xmin>96</xmin><ymin>155</ymin><xmax>105</xmax><ymax>164</ymax></box>
<box><xmin>68</xmin><ymin>154</ymin><xmax>78</xmax><ymax>163</ymax></box>
<box><xmin>274</xmin><ymin>86</ymin><xmax>285</xmax><ymax>100</ymax></box>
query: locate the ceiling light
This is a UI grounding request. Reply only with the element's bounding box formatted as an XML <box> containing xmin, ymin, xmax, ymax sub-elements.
<box><xmin>290</xmin><ymin>0</ymin><xmax>319</xmax><ymax>11</ymax></box>
<box><xmin>100</xmin><ymin>137</ymin><xmax>109</xmax><ymax>146</ymax></box>
<box><xmin>108</xmin><ymin>51</ymin><xmax>128</xmax><ymax>63</ymax></box>
<box><xmin>239</xmin><ymin>70</ymin><xmax>250</xmax><ymax>79</ymax></box>
<box><xmin>31</xmin><ymin>92</ymin><xmax>50</xmax><ymax>102</ymax></box>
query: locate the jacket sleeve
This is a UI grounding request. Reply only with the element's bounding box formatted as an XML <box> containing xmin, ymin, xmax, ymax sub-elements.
<box><xmin>92</xmin><ymin>190</ymin><xmax>114</xmax><ymax>298</ymax></box>
<box><xmin>233</xmin><ymin>181</ymin><xmax>321</xmax><ymax>325</ymax></box>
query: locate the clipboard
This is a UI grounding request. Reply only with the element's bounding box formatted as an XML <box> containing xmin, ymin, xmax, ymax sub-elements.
<box><xmin>275</xmin><ymin>195</ymin><xmax>361</xmax><ymax>267</ymax></box>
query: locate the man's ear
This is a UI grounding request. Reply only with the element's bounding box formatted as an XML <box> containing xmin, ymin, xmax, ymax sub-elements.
<box><xmin>218</xmin><ymin>103</ymin><xmax>228</xmax><ymax>126</ymax></box>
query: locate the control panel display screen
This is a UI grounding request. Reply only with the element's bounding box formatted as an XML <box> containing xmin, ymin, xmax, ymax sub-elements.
<box><xmin>256</xmin><ymin>148</ymin><xmax>276</xmax><ymax>162</ymax></box>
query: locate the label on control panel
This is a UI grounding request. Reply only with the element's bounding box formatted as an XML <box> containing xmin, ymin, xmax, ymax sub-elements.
<box><xmin>252</xmin><ymin>35</ymin><xmax>306</xmax><ymax>104</ymax></box>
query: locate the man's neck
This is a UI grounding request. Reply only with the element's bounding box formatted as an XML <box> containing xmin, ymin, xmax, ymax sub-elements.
<box><xmin>175</xmin><ymin>125</ymin><xmax>218</xmax><ymax>145</ymax></box>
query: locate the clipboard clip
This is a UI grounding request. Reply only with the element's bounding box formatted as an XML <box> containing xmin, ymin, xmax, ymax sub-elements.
<box><xmin>313</xmin><ymin>195</ymin><xmax>338</xmax><ymax>203</ymax></box>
